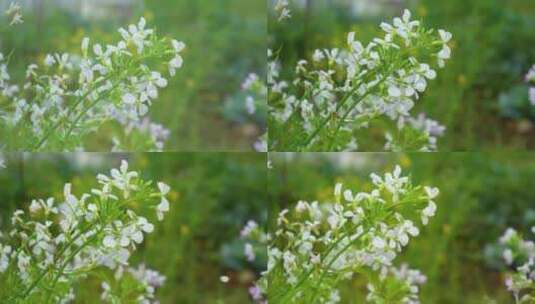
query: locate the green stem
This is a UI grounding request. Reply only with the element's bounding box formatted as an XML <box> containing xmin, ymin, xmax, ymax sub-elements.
<box><xmin>19</xmin><ymin>226</ymin><xmax>88</xmax><ymax>299</ymax></box>
<box><xmin>300</xmin><ymin>88</ymin><xmax>358</xmax><ymax>149</ymax></box>
<box><xmin>62</xmin><ymin>81</ymin><xmax>122</xmax><ymax>140</ymax></box>
<box><xmin>326</xmin><ymin>89</ymin><xmax>382</xmax><ymax>150</ymax></box>
<box><xmin>300</xmin><ymin>69</ymin><xmax>374</xmax><ymax>150</ymax></box>
<box><xmin>308</xmin><ymin>230</ymin><xmax>368</xmax><ymax>302</ymax></box>
<box><xmin>32</xmin><ymin>75</ymin><xmax>113</xmax><ymax>150</ymax></box>
<box><xmin>325</xmin><ymin>63</ymin><xmax>407</xmax><ymax>150</ymax></box>
<box><xmin>275</xmin><ymin>227</ymin><xmax>365</xmax><ymax>303</ymax></box>
<box><xmin>44</xmin><ymin>232</ymin><xmax>101</xmax><ymax>303</ymax></box>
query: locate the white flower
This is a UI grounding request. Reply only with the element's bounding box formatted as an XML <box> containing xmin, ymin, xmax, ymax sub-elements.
<box><xmin>156</xmin><ymin>197</ymin><xmax>169</xmax><ymax>221</ymax></box>
<box><xmin>9</xmin><ymin>12</ymin><xmax>22</xmax><ymax>26</ymax></box>
<box><xmin>91</xmin><ymin>183</ymin><xmax>118</xmax><ymax>201</ymax></box>
<box><xmin>343</xmin><ymin>190</ymin><xmax>353</xmax><ymax>202</ymax></box>
<box><xmin>529</xmin><ymin>87</ymin><xmax>535</xmax><ymax>106</ymax></box>
<box><xmin>274</xmin><ymin>0</ymin><xmax>291</xmax><ymax>21</ymax></box>
<box><xmin>172</xmin><ymin>40</ymin><xmax>185</xmax><ymax>52</ymax></box>
<box><xmin>44</xmin><ymin>54</ymin><xmax>55</xmax><ymax>66</ymax></box>
<box><xmin>245</xmin><ymin>243</ymin><xmax>255</xmax><ymax>262</ymax></box>
<box><xmin>118</xmin><ymin>17</ymin><xmax>154</xmax><ymax>55</ymax></box>
<box><xmin>388</xmin><ymin>85</ymin><xmax>402</xmax><ymax>98</ymax></box>
<box><xmin>246</xmin><ymin>96</ymin><xmax>256</xmax><ymax>114</ymax></box>
<box><xmin>241</xmin><ymin>220</ymin><xmax>259</xmax><ymax>237</ymax></box>
<box><xmin>372</xmin><ymin>237</ymin><xmax>386</xmax><ymax>249</ymax></box>
<box><xmin>421</xmin><ymin>201</ymin><xmax>437</xmax><ymax>225</ymax></box>
<box><xmin>103</xmin><ymin>235</ymin><xmax>116</xmax><ymax>247</ymax></box>
<box><xmin>158</xmin><ymin>182</ymin><xmax>170</xmax><ymax>196</ymax></box>
<box><xmin>438</xmin><ymin>29</ymin><xmax>453</xmax><ymax>43</ymax></box>
<box><xmin>0</xmin><ymin>244</ymin><xmax>12</xmax><ymax>273</ymax></box>
<box><xmin>29</xmin><ymin>200</ymin><xmax>41</xmax><ymax>214</ymax></box>
<box><xmin>5</xmin><ymin>2</ymin><xmax>20</xmax><ymax>15</ymax></box>
<box><xmin>500</xmin><ymin>228</ymin><xmax>517</xmax><ymax>244</ymax></box>
<box><xmin>109</xmin><ymin>160</ymin><xmax>138</xmax><ymax>198</ymax></box>
<box><xmin>6</xmin><ymin>2</ymin><xmax>23</xmax><ymax>26</ymax></box>
<box><xmin>119</xmin><ymin>225</ymin><xmax>144</xmax><ymax>247</ymax></box>
<box><xmin>168</xmin><ymin>56</ymin><xmax>183</xmax><ymax>77</ymax></box>
<box><xmin>526</xmin><ymin>65</ymin><xmax>535</xmax><ymax>82</ymax></box>
<box><xmin>101</xmin><ymin>282</ymin><xmax>112</xmax><ymax>301</ymax></box>
<box><xmin>155</xmin><ymin>182</ymin><xmax>171</xmax><ymax>221</ymax></box>
<box><xmin>268</xmin><ymin>9</ymin><xmax>451</xmax><ymax>151</ymax></box>
<box><xmin>424</xmin><ymin>186</ymin><xmax>439</xmax><ymax>199</ymax></box>
<box><xmin>93</xmin><ymin>43</ymin><xmax>103</xmax><ymax>56</ymax></box>
<box><xmin>502</xmin><ymin>249</ymin><xmax>513</xmax><ymax>265</ymax></box>
<box><xmin>438</xmin><ymin>45</ymin><xmax>451</xmax><ymax>60</ymax></box>
<box><xmin>138</xmin><ymin>217</ymin><xmax>154</xmax><ymax>233</ymax></box>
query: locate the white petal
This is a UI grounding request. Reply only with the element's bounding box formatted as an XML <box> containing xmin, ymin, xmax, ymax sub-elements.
<box><xmin>388</xmin><ymin>86</ymin><xmax>402</xmax><ymax>97</ymax></box>
<box><xmin>158</xmin><ymin>182</ymin><xmax>170</xmax><ymax>195</ymax></box>
<box><xmin>122</xmin><ymin>93</ymin><xmax>136</xmax><ymax>105</ymax></box>
<box><xmin>120</xmin><ymin>160</ymin><xmax>129</xmax><ymax>173</ymax></box>
<box><xmin>103</xmin><ymin>235</ymin><xmax>116</xmax><ymax>247</ymax></box>
<box><xmin>158</xmin><ymin>197</ymin><xmax>169</xmax><ymax>212</ymax></box>
<box><xmin>132</xmin><ymin>231</ymin><xmax>143</xmax><ymax>243</ymax></box>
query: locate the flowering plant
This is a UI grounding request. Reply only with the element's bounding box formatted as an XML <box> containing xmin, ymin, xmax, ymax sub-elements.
<box><xmin>498</xmin><ymin>227</ymin><xmax>535</xmax><ymax>303</ymax></box>
<box><xmin>5</xmin><ymin>2</ymin><xmax>23</xmax><ymax>26</ymax></box>
<box><xmin>526</xmin><ymin>65</ymin><xmax>535</xmax><ymax>106</ymax></box>
<box><xmin>273</xmin><ymin>0</ymin><xmax>291</xmax><ymax>21</ymax></box>
<box><xmin>0</xmin><ymin>15</ymin><xmax>184</xmax><ymax>151</ymax></box>
<box><xmin>497</xmin><ymin>65</ymin><xmax>535</xmax><ymax>127</ymax></box>
<box><xmin>243</xmin><ymin>165</ymin><xmax>438</xmax><ymax>303</ymax></box>
<box><xmin>239</xmin><ymin>220</ymin><xmax>269</xmax><ymax>303</ymax></box>
<box><xmin>0</xmin><ymin>160</ymin><xmax>171</xmax><ymax>303</ymax></box>
<box><xmin>240</xmin><ymin>73</ymin><xmax>268</xmax><ymax>151</ymax></box>
<box><xmin>268</xmin><ymin>9</ymin><xmax>451</xmax><ymax>151</ymax></box>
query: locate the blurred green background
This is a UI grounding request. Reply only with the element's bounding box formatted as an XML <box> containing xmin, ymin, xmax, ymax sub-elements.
<box><xmin>0</xmin><ymin>0</ymin><xmax>266</xmax><ymax>151</ymax></box>
<box><xmin>269</xmin><ymin>0</ymin><xmax>535</xmax><ymax>150</ymax></box>
<box><xmin>0</xmin><ymin>153</ymin><xmax>267</xmax><ymax>303</ymax></box>
<box><xmin>269</xmin><ymin>152</ymin><xmax>535</xmax><ymax>303</ymax></box>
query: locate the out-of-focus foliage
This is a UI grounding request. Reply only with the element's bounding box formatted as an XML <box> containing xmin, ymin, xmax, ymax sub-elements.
<box><xmin>0</xmin><ymin>153</ymin><xmax>267</xmax><ymax>303</ymax></box>
<box><xmin>269</xmin><ymin>0</ymin><xmax>535</xmax><ymax>150</ymax></box>
<box><xmin>268</xmin><ymin>152</ymin><xmax>535</xmax><ymax>303</ymax></box>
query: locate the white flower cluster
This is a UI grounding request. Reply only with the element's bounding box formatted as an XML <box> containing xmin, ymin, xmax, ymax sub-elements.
<box><xmin>240</xmin><ymin>220</ymin><xmax>268</xmax><ymax>304</ymax></box>
<box><xmin>274</xmin><ymin>0</ymin><xmax>291</xmax><ymax>21</ymax></box>
<box><xmin>385</xmin><ymin>113</ymin><xmax>446</xmax><ymax>151</ymax></box>
<box><xmin>5</xmin><ymin>2</ymin><xmax>23</xmax><ymax>26</ymax></box>
<box><xmin>499</xmin><ymin>227</ymin><xmax>535</xmax><ymax>303</ymax></box>
<box><xmin>526</xmin><ymin>65</ymin><xmax>535</xmax><ymax>106</ymax></box>
<box><xmin>367</xmin><ymin>264</ymin><xmax>427</xmax><ymax>304</ymax></box>
<box><xmin>242</xmin><ymin>73</ymin><xmax>260</xmax><ymax>112</ymax></box>
<box><xmin>240</xmin><ymin>73</ymin><xmax>267</xmax><ymax>152</ymax></box>
<box><xmin>111</xmin><ymin>116</ymin><xmax>171</xmax><ymax>152</ymax></box>
<box><xmin>0</xmin><ymin>160</ymin><xmax>171</xmax><ymax>303</ymax></box>
<box><xmin>269</xmin><ymin>9</ymin><xmax>452</xmax><ymax>151</ymax></box>
<box><xmin>255</xmin><ymin>165</ymin><xmax>438</xmax><ymax>303</ymax></box>
<box><xmin>0</xmin><ymin>17</ymin><xmax>185</xmax><ymax>151</ymax></box>
<box><xmin>101</xmin><ymin>263</ymin><xmax>166</xmax><ymax>303</ymax></box>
